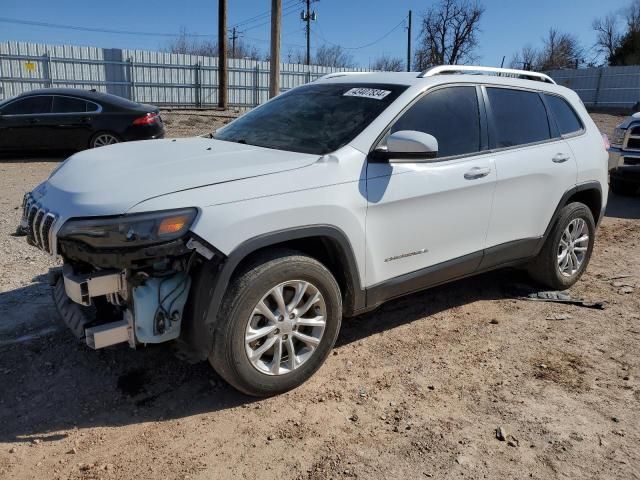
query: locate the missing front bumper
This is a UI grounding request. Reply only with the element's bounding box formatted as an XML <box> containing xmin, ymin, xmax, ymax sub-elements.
<box><xmin>62</xmin><ymin>265</ymin><xmax>126</xmax><ymax>306</ymax></box>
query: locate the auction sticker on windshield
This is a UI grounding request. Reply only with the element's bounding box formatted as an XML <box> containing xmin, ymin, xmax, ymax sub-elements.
<box><xmin>343</xmin><ymin>87</ymin><xmax>391</xmax><ymax>100</ymax></box>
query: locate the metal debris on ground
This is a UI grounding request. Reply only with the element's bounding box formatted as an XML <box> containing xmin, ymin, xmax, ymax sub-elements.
<box><xmin>516</xmin><ymin>289</ymin><xmax>605</xmax><ymax>310</ymax></box>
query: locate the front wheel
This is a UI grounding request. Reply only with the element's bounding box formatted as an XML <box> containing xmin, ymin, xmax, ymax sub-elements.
<box><xmin>209</xmin><ymin>250</ymin><xmax>342</xmax><ymax>397</ymax></box>
<box><xmin>527</xmin><ymin>202</ymin><xmax>595</xmax><ymax>290</ymax></box>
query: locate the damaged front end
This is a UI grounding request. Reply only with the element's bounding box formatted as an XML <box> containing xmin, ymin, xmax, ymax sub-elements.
<box><xmin>21</xmin><ymin>193</ymin><xmax>220</xmax><ymax>353</ymax></box>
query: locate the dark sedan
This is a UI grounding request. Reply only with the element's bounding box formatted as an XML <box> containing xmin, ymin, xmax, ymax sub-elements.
<box><xmin>0</xmin><ymin>88</ymin><xmax>165</xmax><ymax>152</ymax></box>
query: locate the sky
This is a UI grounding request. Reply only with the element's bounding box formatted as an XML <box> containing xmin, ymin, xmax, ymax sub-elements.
<box><xmin>0</xmin><ymin>0</ymin><xmax>633</xmax><ymax>67</ymax></box>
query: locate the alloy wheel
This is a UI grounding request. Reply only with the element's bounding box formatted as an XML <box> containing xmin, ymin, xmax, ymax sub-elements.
<box><xmin>557</xmin><ymin>218</ymin><xmax>589</xmax><ymax>277</ymax></box>
<box><xmin>245</xmin><ymin>280</ymin><xmax>326</xmax><ymax>376</ymax></box>
<box><xmin>92</xmin><ymin>133</ymin><xmax>119</xmax><ymax>148</ymax></box>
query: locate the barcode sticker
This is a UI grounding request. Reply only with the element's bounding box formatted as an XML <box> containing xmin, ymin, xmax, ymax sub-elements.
<box><xmin>343</xmin><ymin>87</ymin><xmax>391</xmax><ymax>100</ymax></box>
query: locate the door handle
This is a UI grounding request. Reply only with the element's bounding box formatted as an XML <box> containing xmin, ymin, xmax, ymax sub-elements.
<box><xmin>552</xmin><ymin>153</ymin><xmax>570</xmax><ymax>163</ymax></box>
<box><xmin>27</xmin><ymin>118</ymin><xmax>40</xmax><ymax>124</ymax></box>
<box><xmin>464</xmin><ymin>166</ymin><xmax>491</xmax><ymax>180</ymax></box>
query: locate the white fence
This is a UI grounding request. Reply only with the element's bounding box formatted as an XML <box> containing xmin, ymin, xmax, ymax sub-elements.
<box><xmin>548</xmin><ymin>65</ymin><xmax>640</xmax><ymax>110</ymax></box>
<box><xmin>0</xmin><ymin>41</ymin><xmax>370</xmax><ymax>108</ymax></box>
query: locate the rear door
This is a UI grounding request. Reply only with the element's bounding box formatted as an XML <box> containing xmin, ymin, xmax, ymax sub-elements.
<box><xmin>0</xmin><ymin>96</ymin><xmax>53</xmax><ymax>149</ymax></box>
<box><xmin>50</xmin><ymin>96</ymin><xmax>96</xmax><ymax>150</ymax></box>
<box><xmin>482</xmin><ymin>86</ymin><xmax>577</xmax><ymax>258</ymax></box>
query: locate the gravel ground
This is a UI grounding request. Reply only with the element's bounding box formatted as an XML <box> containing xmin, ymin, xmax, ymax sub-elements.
<box><xmin>0</xmin><ymin>112</ymin><xmax>639</xmax><ymax>480</ymax></box>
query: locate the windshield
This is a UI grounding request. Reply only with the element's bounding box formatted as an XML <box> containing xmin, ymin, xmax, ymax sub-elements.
<box><xmin>214</xmin><ymin>83</ymin><xmax>407</xmax><ymax>155</ymax></box>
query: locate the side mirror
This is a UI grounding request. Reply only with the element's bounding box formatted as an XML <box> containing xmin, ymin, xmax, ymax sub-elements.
<box><xmin>373</xmin><ymin>130</ymin><xmax>439</xmax><ymax>162</ymax></box>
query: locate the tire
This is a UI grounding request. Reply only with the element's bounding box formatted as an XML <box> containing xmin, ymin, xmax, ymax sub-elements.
<box><xmin>527</xmin><ymin>202</ymin><xmax>596</xmax><ymax>290</ymax></box>
<box><xmin>209</xmin><ymin>249</ymin><xmax>342</xmax><ymax>397</ymax></box>
<box><xmin>610</xmin><ymin>176</ymin><xmax>639</xmax><ymax>196</ymax></box>
<box><xmin>90</xmin><ymin>131</ymin><xmax>120</xmax><ymax>148</ymax></box>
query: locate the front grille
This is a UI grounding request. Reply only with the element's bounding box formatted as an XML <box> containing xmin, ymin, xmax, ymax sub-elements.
<box><xmin>22</xmin><ymin>194</ymin><xmax>58</xmax><ymax>255</ymax></box>
<box><xmin>627</xmin><ymin>137</ymin><xmax>640</xmax><ymax>150</ymax></box>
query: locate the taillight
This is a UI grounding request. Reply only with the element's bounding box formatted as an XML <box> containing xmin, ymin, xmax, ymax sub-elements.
<box><xmin>601</xmin><ymin>132</ymin><xmax>610</xmax><ymax>150</ymax></box>
<box><xmin>132</xmin><ymin>112</ymin><xmax>159</xmax><ymax>126</ymax></box>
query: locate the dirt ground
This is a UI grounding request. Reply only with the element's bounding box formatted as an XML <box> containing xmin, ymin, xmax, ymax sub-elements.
<box><xmin>0</xmin><ymin>112</ymin><xmax>639</xmax><ymax>480</ymax></box>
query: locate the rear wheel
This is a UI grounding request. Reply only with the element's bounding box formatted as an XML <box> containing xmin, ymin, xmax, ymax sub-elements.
<box><xmin>209</xmin><ymin>250</ymin><xmax>342</xmax><ymax>397</ymax></box>
<box><xmin>90</xmin><ymin>132</ymin><xmax>120</xmax><ymax>148</ymax></box>
<box><xmin>527</xmin><ymin>202</ymin><xmax>595</xmax><ymax>290</ymax></box>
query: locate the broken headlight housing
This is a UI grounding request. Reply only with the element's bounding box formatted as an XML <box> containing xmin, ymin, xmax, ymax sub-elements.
<box><xmin>58</xmin><ymin>208</ymin><xmax>198</xmax><ymax>248</ymax></box>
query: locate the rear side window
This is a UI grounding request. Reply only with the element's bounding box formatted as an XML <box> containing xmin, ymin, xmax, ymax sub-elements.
<box><xmin>52</xmin><ymin>96</ymin><xmax>88</xmax><ymax>113</ymax></box>
<box><xmin>487</xmin><ymin>88</ymin><xmax>551</xmax><ymax>148</ymax></box>
<box><xmin>2</xmin><ymin>96</ymin><xmax>52</xmax><ymax>115</ymax></box>
<box><xmin>391</xmin><ymin>86</ymin><xmax>481</xmax><ymax>157</ymax></box>
<box><xmin>86</xmin><ymin>102</ymin><xmax>99</xmax><ymax>112</ymax></box>
<box><xmin>545</xmin><ymin>94</ymin><xmax>583</xmax><ymax>135</ymax></box>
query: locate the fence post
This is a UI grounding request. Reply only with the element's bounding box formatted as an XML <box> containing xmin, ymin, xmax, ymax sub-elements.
<box><xmin>42</xmin><ymin>53</ymin><xmax>53</xmax><ymax>88</ymax></box>
<box><xmin>594</xmin><ymin>68</ymin><xmax>604</xmax><ymax>107</ymax></box>
<box><xmin>194</xmin><ymin>62</ymin><xmax>201</xmax><ymax>108</ymax></box>
<box><xmin>254</xmin><ymin>64</ymin><xmax>260</xmax><ymax>107</ymax></box>
<box><xmin>128</xmin><ymin>57</ymin><xmax>136</xmax><ymax>102</ymax></box>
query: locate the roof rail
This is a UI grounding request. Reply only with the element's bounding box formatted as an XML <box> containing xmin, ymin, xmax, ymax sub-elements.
<box><xmin>319</xmin><ymin>71</ymin><xmax>374</xmax><ymax>80</ymax></box>
<box><xmin>419</xmin><ymin>65</ymin><xmax>556</xmax><ymax>85</ymax></box>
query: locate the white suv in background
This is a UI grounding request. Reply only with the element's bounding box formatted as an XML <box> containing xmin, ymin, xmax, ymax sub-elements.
<box><xmin>21</xmin><ymin>66</ymin><xmax>609</xmax><ymax>396</ymax></box>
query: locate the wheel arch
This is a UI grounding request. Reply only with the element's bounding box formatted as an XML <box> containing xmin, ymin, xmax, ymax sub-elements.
<box><xmin>181</xmin><ymin>226</ymin><xmax>365</xmax><ymax>360</ymax></box>
<box><xmin>542</xmin><ymin>181</ymin><xmax>603</xmax><ymax>248</ymax></box>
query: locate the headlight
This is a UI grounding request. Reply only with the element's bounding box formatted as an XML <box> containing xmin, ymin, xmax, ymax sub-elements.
<box><xmin>58</xmin><ymin>208</ymin><xmax>197</xmax><ymax>248</ymax></box>
<box><xmin>611</xmin><ymin>127</ymin><xmax>625</xmax><ymax>147</ymax></box>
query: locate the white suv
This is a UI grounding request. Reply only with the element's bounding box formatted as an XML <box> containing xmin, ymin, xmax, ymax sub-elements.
<box><xmin>21</xmin><ymin>66</ymin><xmax>609</xmax><ymax>396</ymax></box>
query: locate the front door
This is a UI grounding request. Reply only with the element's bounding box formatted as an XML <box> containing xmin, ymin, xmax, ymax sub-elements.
<box><xmin>0</xmin><ymin>95</ymin><xmax>53</xmax><ymax>150</ymax></box>
<box><xmin>365</xmin><ymin>85</ymin><xmax>496</xmax><ymax>297</ymax></box>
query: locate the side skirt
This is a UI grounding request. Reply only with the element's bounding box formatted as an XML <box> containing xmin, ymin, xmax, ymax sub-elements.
<box><xmin>361</xmin><ymin>237</ymin><xmax>542</xmax><ymax>313</ymax></box>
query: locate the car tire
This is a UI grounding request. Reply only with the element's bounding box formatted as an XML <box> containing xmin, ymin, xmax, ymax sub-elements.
<box><xmin>527</xmin><ymin>202</ymin><xmax>595</xmax><ymax>290</ymax></box>
<box><xmin>209</xmin><ymin>249</ymin><xmax>342</xmax><ymax>397</ymax></box>
<box><xmin>90</xmin><ymin>132</ymin><xmax>120</xmax><ymax>148</ymax></box>
<box><xmin>610</xmin><ymin>176</ymin><xmax>639</xmax><ymax>196</ymax></box>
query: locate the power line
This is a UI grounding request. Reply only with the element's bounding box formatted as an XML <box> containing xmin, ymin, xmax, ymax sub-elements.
<box><xmin>239</xmin><ymin>3</ymin><xmax>301</xmax><ymax>34</ymax></box>
<box><xmin>314</xmin><ymin>16</ymin><xmax>407</xmax><ymax>50</ymax></box>
<box><xmin>0</xmin><ymin>16</ymin><xmax>214</xmax><ymax>37</ymax></box>
<box><xmin>230</xmin><ymin>0</ymin><xmax>299</xmax><ymax>30</ymax></box>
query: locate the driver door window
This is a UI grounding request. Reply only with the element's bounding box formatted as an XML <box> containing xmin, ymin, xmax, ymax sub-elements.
<box><xmin>390</xmin><ymin>86</ymin><xmax>482</xmax><ymax>158</ymax></box>
<box><xmin>2</xmin><ymin>96</ymin><xmax>52</xmax><ymax>115</ymax></box>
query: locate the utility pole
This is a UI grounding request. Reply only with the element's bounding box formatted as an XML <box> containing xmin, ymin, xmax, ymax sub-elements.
<box><xmin>301</xmin><ymin>0</ymin><xmax>316</xmax><ymax>66</ymax></box>
<box><xmin>230</xmin><ymin>26</ymin><xmax>238</xmax><ymax>58</ymax></box>
<box><xmin>406</xmin><ymin>10</ymin><xmax>412</xmax><ymax>72</ymax></box>
<box><xmin>269</xmin><ymin>0</ymin><xmax>281</xmax><ymax>98</ymax></box>
<box><xmin>218</xmin><ymin>0</ymin><xmax>228</xmax><ymax>109</ymax></box>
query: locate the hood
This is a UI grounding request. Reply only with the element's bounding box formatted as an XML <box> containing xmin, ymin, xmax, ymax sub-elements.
<box><xmin>43</xmin><ymin>137</ymin><xmax>318</xmax><ymax>215</ymax></box>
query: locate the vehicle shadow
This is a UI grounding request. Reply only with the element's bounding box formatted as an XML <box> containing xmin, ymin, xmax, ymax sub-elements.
<box><xmin>605</xmin><ymin>192</ymin><xmax>640</xmax><ymax>220</ymax></box>
<box><xmin>0</xmin><ymin>152</ymin><xmax>70</xmax><ymax>162</ymax></box>
<box><xmin>0</xmin><ymin>268</ymin><xmax>530</xmax><ymax>443</ymax></box>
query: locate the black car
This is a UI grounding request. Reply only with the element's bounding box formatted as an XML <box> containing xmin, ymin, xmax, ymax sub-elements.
<box><xmin>0</xmin><ymin>88</ymin><xmax>165</xmax><ymax>152</ymax></box>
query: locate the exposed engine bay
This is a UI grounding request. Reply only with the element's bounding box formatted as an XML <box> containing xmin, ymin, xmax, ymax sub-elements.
<box><xmin>51</xmin><ymin>238</ymin><xmax>214</xmax><ymax>351</ymax></box>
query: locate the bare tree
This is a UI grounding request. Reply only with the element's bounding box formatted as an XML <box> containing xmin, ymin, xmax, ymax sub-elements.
<box><xmin>165</xmin><ymin>27</ymin><xmax>260</xmax><ymax>59</ymax></box>
<box><xmin>413</xmin><ymin>0</ymin><xmax>485</xmax><ymax>70</ymax></box>
<box><xmin>230</xmin><ymin>39</ymin><xmax>261</xmax><ymax>60</ymax></box>
<box><xmin>537</xmin><ymin>28</ymin><xmax>583</xmax><ymax>70</ymax></box>
<box><xmin>593</xmin><ymin>14</ymin><xmax>622</xmax><ymax>63</ymax></box>
<box><xmin>626</xmin><ymin>0</ymin><xmax>640</xmax><ymax>33</ymax></box>
<box><xmin>371</xmin><ymin>55</ymin><xmax>404</xmax><ymax>71</ymax></box>
<box><xmin>314</xmin><ymin>44</ymin><xmax>355</xmax><ymax>68</ymax></box>
<box><xmin>509</xmin><ymin>44</ymin><xmax>538</xmax><ymax>70</ymax></box>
